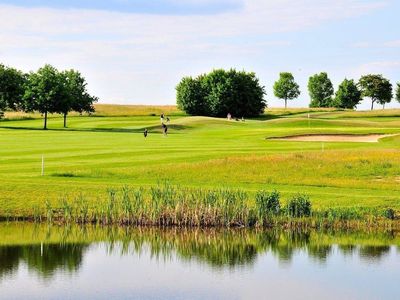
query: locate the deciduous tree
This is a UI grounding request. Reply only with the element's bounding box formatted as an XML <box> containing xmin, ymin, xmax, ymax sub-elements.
<box><xmin>176</xmin><ymin>69</ymin><xmax>266</xmax><ymax>117</ymax></box>
<box><xmin>308</xmin><ymin>72</ymin><xmax>334</xmax><ymax>107</ymax></box>
<box><xmin>333</xmin><ymin>79</ymin><xmax>362</xmax><ymax>109</ymax></box>
<box><xmin>358</xmin><ymin>75</ymin><xmax>392</xmax><ymax>110</ymax></box>
<box><xmin>273</xmin><ymin>72</ymin><xmax>300</xmax><ymax>109</ymax></box>
<box><xmin>57</xmin><ymin>70</ymin><xmax>97</xmax><ymax>128</ymax></box>
<box><xmin>0</xmin><ymin>64</ymin><xmax>26</xmax><ymax>116</ymax></box>
<box><xmin>23</xmin><ymin>64</ymin><xmax>64</xmax><ymax>129</ymax></box>
<box><xmin>176</xmin><ymin>76</ymin><xmax>208</xmax><ymax>116</ymax></box>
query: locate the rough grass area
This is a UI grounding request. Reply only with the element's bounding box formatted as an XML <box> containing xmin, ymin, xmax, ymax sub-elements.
<box><xmin>0</xmin><ymin>106</ymin><xmax>399</xmax><ymax>223</ymax></box>
<box><xmin>4</xmin><ymin>184</ymin><xmax>395</xmax><ymax>228</ymax></box>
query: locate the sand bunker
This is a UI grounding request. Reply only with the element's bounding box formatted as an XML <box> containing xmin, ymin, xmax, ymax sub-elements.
<box><xmin>269</xmin><ymin>134</ymin><xmax>396</xmax><ymax>143</ymax></box>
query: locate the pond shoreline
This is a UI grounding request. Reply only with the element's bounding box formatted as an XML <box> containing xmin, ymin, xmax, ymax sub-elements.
<box><xmin>1</xmin><ymin>216</ymin><xmax>399</xmax><ymax>231</ymax></box>
<box><xmin>1</xmin><ymin>184</ymin><xmax>397</xmax><ymax>229</ymax></box>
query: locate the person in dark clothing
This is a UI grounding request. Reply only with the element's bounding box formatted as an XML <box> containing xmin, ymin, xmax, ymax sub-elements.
<box><xmin>162</xmin><ymin>123</ymin><xmax>168</xmax><ymax>136</ymax></box>
<box><xmin>144</xmin><ymin>128</ymin><xmax>148</xmax><ymax>138</ymax></box>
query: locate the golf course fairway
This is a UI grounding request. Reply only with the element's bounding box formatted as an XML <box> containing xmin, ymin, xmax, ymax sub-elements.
<box><xmin>1</xmin><ymin>105</ymin><xmax>399</xmax><ymax>219</ymax></box>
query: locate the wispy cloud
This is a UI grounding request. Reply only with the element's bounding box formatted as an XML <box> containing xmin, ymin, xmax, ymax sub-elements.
<box><xmin>350</xmin><ymin>61</ymin><xmax>400</xmax><ymax>80</ymax></box>
<box><xmin>351</xmin><ymin>40</ymin><xmax>400</xmax><ymax>49</ymax></box>
<box><xmin>383</xmin><ymin>40</ymin><xmax>400</xmax><ymax>48</ymax></box>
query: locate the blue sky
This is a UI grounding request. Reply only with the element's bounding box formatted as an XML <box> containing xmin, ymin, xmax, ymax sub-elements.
<box><xmin>0</xmin><ymin>0</ymin><xmax>399</xmax><ymax>109</ymax></box>
<box><xmin>0</xmin><ymin>0</ymin><xmax>243</xmax><ymax>14</ymax></box>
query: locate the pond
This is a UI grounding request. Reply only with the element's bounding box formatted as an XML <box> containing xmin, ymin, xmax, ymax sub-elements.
<box><xmin>0</xmin><ymin>223</ymin><xmax>399</xmax><ymax>299</ymax></box>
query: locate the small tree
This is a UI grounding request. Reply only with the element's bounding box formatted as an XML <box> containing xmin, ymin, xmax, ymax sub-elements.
<box><xmin>358</xmin><ymin>75</ymin><xmax>392</xmax><ymax>110</ymax></box>
<box><xmin>23</xmin><ymin>64</ymin><xmax>64</xmax><ymax>129</ymax></box>
<box><xmin>57</xmin><ymin>69</ymin><xmax>98</xmax><ymax>128</ymax></box>
<box><xmin>396</xmin><ymin>83</ymin><xmax>400</xmax><ymax>104</ymax></box>
<box><xmin>333</xmin><ymin>79</ymin><xmax>362</xmax><ymax>109</ymax></box>
<box><xmin>0</xmin><ymin>64</ymin><xmax>26</xmax><ymax>115</ymax></box>
<box><xmin>273</xmin><ymin>72</ymin><xmax>300</xmax><ymax>109</ymax></box>
<box><xmin>308</xmin><ymin>72</ymin><xmax>334</xmax><ymax>107</ymax></box>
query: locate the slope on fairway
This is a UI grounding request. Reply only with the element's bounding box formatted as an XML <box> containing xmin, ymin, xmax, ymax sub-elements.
<box><xmin>0</xmin><ymin>108</ymin><xmax>400</xmax><ymax>215</ymax></box>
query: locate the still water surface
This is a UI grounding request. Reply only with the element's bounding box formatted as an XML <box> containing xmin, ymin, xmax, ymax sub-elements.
<box><xmin>0</xmin><ymin>224</ymin><xmax>399</xmax><ymax>299</ymax></box>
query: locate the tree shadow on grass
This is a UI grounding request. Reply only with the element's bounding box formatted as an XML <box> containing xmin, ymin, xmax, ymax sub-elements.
<box><xmin>249</xmin><ymin>114</ymin><xmax>281</xmax><ymax>121</ymax></box>
<box><xmin>251</xmin><ymin>111</ymin><xmax>320</xmax><ymax>121</ymax></box>
<box><xmin>0</xmin><ymin>124</ymin><xmax>190</xmax><ymax>134</ymax></box>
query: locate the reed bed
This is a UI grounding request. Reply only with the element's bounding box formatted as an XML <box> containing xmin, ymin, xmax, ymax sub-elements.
<box><xmin>3</xmin><ymin>183</ymin><xmax>396</xmax><ymax>228</ymax></box>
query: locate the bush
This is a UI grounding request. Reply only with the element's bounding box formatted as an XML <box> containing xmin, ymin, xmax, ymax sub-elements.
<box><xmin>323</xmin><ymin>207</ymin><xmax>363</xmax><ymax>221</ymax></box>
<box><xmin>255</xmin><ymin>190</ymin><xmax>280</xmax><ymax>218</ymax></box>
<box><xmin>176</xmin><ymin>69</ymin><xmax>266</xmax><ymax>117</ymax></box>
<box><xmin>287</xmin><ymin>194</ymin><xmax>312</xmax><ymax>218</ymax></box>
<box><xmin>383</xmin><ymin>208</ymin><xmax>395</xmax><ymax>220</ymax></box>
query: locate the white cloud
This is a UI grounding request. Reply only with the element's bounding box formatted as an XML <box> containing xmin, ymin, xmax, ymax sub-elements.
<box><xmin>351</xmin><ymin>40</ymin><xmax>400</xmax><ymax>49</ymax></box>
<box><xmin>383</xmin><ymin>40</ymin><xmax>400</xmax><ymax>48</ymax></box>
<box><xmin>351</xmin><ymin>42</ymin><xmax>371</xmax><ymax>48</ymax></box>
<box><xmin>352</xmin><ymin>61</ymin><xmax>400</xmax><ymax>76</ymax></box>
<box><xmin>0</xmin><ymin>1</ymin><xmax>389</xmax><ymax>104</ymax></box>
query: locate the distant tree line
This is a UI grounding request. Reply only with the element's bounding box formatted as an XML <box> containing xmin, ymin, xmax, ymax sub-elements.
<box><xmin>177</xmin><ymin>69</ymin><xmax>400</xmax><ymax>116</ymax></box>
<box><xmin>0</xmin><ymin>64</ymin><xmax>98</xmax><ymax>129</ymax></box>
<box><xmin>176</xmin><ymin>69</ymin><xmax>266</xmax><ymax>117</ymax></box>
<box><xmin>276</xmin><ymin>72</ymin><xmax>397</xmax><ymax>110</ymax></box>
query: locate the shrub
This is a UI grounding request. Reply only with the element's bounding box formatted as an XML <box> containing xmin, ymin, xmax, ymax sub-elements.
<box><xmin>287</xmin><ymin>194</ymin><xmax>312</xmax><ymax>218</ymax></box>
<box><xmin>255</xmin><ymin>190</ymin><xmax>280</xmax><ymax>218</ymax></box>
<box><xmin>323</xmin><ymin>207</ymin><xmax>363</xmax><ymax>221</ymax></box>
<box><xmin>383</xmin><ymin>208</ymin><xmax>395</xmax><ymax>220</ymax></box>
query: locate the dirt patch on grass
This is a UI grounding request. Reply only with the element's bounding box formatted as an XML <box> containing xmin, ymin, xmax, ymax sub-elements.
<box><xmin>268</xmin><ymin>134</ymin><xmax>397</xmax><ymax>143</ymax></box>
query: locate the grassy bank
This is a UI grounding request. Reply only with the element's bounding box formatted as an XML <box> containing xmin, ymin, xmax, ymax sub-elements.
<box><xmin>0</xmin><ymin>105</ymin><xmax>399</xmax><ymax>225</ymax></box>
<box><xmin>1</xmin><ymin>183</ymin><xmax>398</xmax><ymax>228</ymax></box>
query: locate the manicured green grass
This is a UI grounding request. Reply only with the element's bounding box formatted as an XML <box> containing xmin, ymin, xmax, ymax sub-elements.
<box><xmin>1</xmin><ymin>106</ymin><xmax>399</xmax><ymax>218</ymax></box>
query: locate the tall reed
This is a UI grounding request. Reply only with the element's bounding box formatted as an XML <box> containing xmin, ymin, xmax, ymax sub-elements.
<box><xmin>14</xmin><ymin>183</ymin><xmax>397</xmax><ymax>228</ymax></box>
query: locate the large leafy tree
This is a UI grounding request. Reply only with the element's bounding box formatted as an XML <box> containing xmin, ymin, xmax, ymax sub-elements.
<box><xmin>273</xmin><ymin>72</ymin><xmax>300</xmax><ymax>109</ymax></box>
<box><xmin>177</xmin><ymin>69</ymin><xmax>266</xmax><ymax>117</ymax></box>
<box><xmin>308</xmin><ymin>72</ymin><xmax>334</xmax><ymax>107</ymax></box>
<box><xmin>23</xmin><ymin>64</ymin><xmax>64</xmax><ymax>130</ymax></box>
<box><xmin>176</xmin><ymin>75</ymin><xmax>209</xmax><ymax>116</ymax></box>
<box><xmin>56</xmin><ymin>70</ymin><xmax>98</xmax><ymax>128</ymax></box>
<box><xmin>358</xmin><ymin>75</ymin><xmax>392</xmax><ymax>110</ymax></box>
<box><xmin>396</xmin><ymin>83</ymin><xmax>400</xmax><ymax>104</ymax></box>
<box><xmin>0</xmin><ymin>64</ymin><xmax>26</xmax><ymax>116</ymax></box>
<box><xmin>333</xmin><ymin>79</ymin><xmax>362</xmax><ymax>109</ymax></box>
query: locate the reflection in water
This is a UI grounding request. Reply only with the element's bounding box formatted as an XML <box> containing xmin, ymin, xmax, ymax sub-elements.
<box><xmin>0</xmin><ymin>224</ymin><xmax>399</xmax><ymax>281</ymax></box>
<box><xmin>359</xmin><ymin>246</ymin><xmax>391</xmax><ymax>262</ymax></box>
<box><xmin>0</xmin><ymin>244</ymin><xmax>88</xmax><ymax>280</ymax></box>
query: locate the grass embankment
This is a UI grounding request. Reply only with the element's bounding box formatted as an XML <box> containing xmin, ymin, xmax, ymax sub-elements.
<box><xmin>0</xmin><ymin>105</ymin><xmax>399</xmax><ymax>226</ymax></box>
<box><xmin>2</xmin><ymin>183</ymin><xmax>397</xmax><ymax>228</ymax></box>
